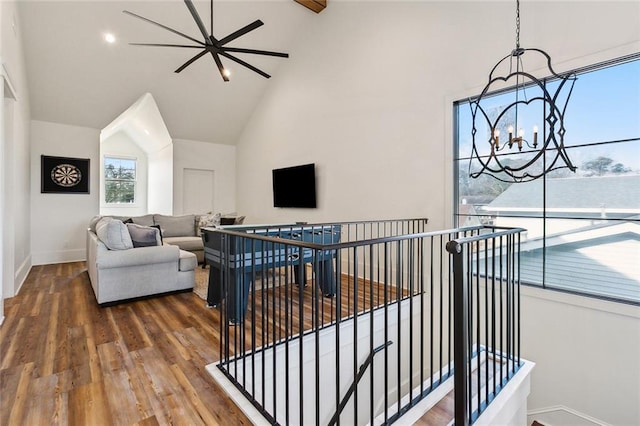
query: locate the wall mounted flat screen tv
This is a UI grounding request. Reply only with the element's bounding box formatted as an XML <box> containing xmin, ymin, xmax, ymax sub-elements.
<box><xmin>272</xmin><ymin>163</ymin><xmax>317</xmax><ymax>208</ymax></box>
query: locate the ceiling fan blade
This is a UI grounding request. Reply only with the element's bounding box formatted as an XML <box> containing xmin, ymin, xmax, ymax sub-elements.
<box><xmin>218</xmin><ymin>20</ymin><xmax>263</xmax><ymax>46</ymax></box>
<box><xmin>175</xmin><ymin>49</ymin><xmax>209</xmax><ymax>73</ymax></box>
<box><xmin>123</xmin><ymin>10</ymin><xmax>204</xmax><ymax>46</ymax></box>
<box><xmin>219</xmin><ymin>51</ymin><xmax>270</xmax><ymax>79</ymax></box>
<box><xmin>184</xmin><ymin>0</ymin><xmax>213</xmax><ymax>44</ymax></box>
<box><xmin>130</xmin><ymin>43</ymin><xmax>202</xmax><ymax>49</ymax></box>
<box><xmin>221</xmin><ymin>47</ymin><xmax>288</xmax><ymax>58</ymax></box>
<box><xmin>208</xmin><ymin>51</ymin><xmax>230</xmax><ymax>82</ymax></box>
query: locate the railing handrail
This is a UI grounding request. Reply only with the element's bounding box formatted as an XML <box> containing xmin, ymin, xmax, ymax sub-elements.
<box><xmin>327</xmin><ymin>341</ymin><xmax>393</xmax><ymax>426</ymax></box>
<box><xmin>446</xmin><ymin>226</ymin><xmax>526</xmax><ymax>252</ymax></box>
<box><xmin>207</xmin><ymin>222</ymin><xmax>483</xmax><ymax>252</ymax></box>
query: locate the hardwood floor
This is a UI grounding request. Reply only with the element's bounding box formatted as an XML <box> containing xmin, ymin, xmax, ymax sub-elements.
<box><xmin>1</xmin><ymin>263</ymin><xmax>409</xmax><ymax>425</ymax></box>
<box><xmin>1</xmin><ymin>262</ymin><xmax>251</xmax><ymax>425</ymax></box>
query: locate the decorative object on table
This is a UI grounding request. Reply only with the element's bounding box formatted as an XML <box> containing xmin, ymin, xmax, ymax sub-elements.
<box><xmin>41</xmin><ymin>155</ymin><xmax>90</xmax><ymax>194</ymax></box>
<box><xmin>468</xmin><ymin>0</ymin><xmax>577</xmax><ymax>182</ymax></box>
<box><xmin>124</xmin><ymin>0</ymin><xmax>289</xmax><ymax>81</ymax></box>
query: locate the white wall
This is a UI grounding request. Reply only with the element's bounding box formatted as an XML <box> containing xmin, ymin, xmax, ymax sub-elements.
<box><xmin>236</xmin><ymin>1</ymin><xmax>640</xmax><ymax>230</ymax></box>
<box><xmin>30</xmin><ymin>120</ymin><xmax>100</xmax><ymax>265</ymax></box>
<box><xmin>1</xmin><ymin>0</ymin><xmax>31</xmax><ymax>304</ymax></box>
<box><xmin>234</xmin><ymin>1</ymin><xmax>640</xmax><ymax>423</ymax></box>
<box><xmin>521</xmin><ymin>287</ymin><xmax>640</xmax><ymax>425</ymax></box>
<box><xmin>29</xmin><ymin>124</ymin><xmax>226</xmax><ymax>264</ymax></box>
<box><xmin>100</xmin><ymin>130</ymin><xmax>148</xmax><ymax>216</ymax></box>
<box><xmin>172</xmin><ymin>138</ymin><xmax>236</xmax><ymax>215</ymax></box>
<box><xmin>148</xmin><ymin>143</ymin><xmax>173</xmax><ymax>215</ymax></box>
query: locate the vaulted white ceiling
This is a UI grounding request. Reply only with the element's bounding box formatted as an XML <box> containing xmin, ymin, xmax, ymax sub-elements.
<box><xmin>18</xmin><ymin>1</ymin><xmax>315</xmax><ymax>144</ymax></box>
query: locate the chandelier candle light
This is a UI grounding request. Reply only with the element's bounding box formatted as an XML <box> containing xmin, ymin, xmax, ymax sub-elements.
<box><xmin>468</xmin><ymin>0</ymin><xmax>577</xmax><ymax>182</ymax></box>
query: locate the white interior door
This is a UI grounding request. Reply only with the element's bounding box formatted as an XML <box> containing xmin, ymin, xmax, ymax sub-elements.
<box><xmin>183</xmin><ymin>168</ymin><xmax>215</xmax><ymax>214</ymax></box>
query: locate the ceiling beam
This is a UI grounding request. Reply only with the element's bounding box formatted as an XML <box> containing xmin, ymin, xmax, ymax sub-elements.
<box><xmin>294</xmin><ymin>0</ymin><xmax>326</xmax><ymax>13</ymax></box>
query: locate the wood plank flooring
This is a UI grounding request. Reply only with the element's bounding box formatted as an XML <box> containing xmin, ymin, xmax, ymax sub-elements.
<box><xmin>1</xmin><ymin>262</ymin><xmax>411</xmax><ymax>425</ymax></box>
<box><xmin>1</xmin><ymin>262</ymin><xmax>251</xmax><ymax>425</ymax></box>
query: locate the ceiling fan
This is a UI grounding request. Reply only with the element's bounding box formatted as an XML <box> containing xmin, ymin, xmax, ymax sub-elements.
<box><xmin>123</xmin><ymin>0</ymin><xmax>289</xmax><ymax>82</ymax></box>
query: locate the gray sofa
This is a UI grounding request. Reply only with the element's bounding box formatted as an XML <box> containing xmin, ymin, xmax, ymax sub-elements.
<box><xmin>91</xmin><ymin>213</ymin><xmax>206</xmax><ymax>263</ymax></box>
<box><xmin>86</xmin><ymin>215</ymin><xmax>198</xmax><ymax>305</ymax></box>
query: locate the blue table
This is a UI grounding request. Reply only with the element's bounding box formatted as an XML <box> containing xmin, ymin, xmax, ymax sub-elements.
<box><xmin>202</xmin><ymin>225</ymin><xmax>341</xmax><ymax>323</ymax></box>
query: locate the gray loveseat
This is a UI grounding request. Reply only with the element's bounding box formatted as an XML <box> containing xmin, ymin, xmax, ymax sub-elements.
<box><xmin>86</xmin><ymin>215</ymin><xmax>200</xmax><ymax>305</ymax></box>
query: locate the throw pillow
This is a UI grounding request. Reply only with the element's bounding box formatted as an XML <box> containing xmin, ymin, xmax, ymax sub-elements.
<box><xmin>219</xmin><ymin>214</ymin><xmax>245</xmax><ymax>226</ymax></box>
<box><xmin>220</xmin><ymin>217</ymin><xmax>236</xmax><ymax>226</ymax></box>
<box><xmin>197</xmin><ymin>212</ymin><xmax>220</xmax><ymax>236</ymax></box>
<box><xmin>123</xmin><ymin>218</ymin><xmax>134</xmax><ymax>224</ymax></box>
<box><xmin>126</xmin><ymin>223</ymin><xmax>161</xmax><ymax>248</ymax></box>
<box><xmin>95</xmin><ymin>218</ymin><xmax>134</xmax><ymax>250</ymax></box>
<box><xmin>150</xmin><ymin>224</ymin><xmax>163</xmax><ymax>244</ymax></box>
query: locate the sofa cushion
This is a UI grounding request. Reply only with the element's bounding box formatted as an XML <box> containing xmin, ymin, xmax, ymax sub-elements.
<box><xmin>132</xmin><ymin>214</ymin><xmax>155</xmax><ymax>227</ymax></box>
<box><xmin>126</xmin><ymin>223</ymin><xmax>161</xmax><ymax>248</ymax></box>
<box><xmin>154</xmin><ymin>214</ymin><xmax>196</xmax><ymax>237</ymax></box>
<box><xmin>96</xmin><ymin>218</ymin><xmax>133</xmax><ymax>250</ymax></box>
<box><xmin>89</xmin><ymin>215</ymin><xmax>103</xmax><ymax>233</ymax></box>
<box><xmin>163</xmin><ymin>236</ymin><xmax>202</xmax><ymax>252</ymax></box>
<box><xmin>178</xmin><ymin>250</ymin><xmax>197</xmax><ymax>271</ymax></box>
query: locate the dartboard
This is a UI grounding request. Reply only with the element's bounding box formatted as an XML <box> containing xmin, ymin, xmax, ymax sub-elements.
<box><xmin>51</xmin><ymin>164</ymin><xmax>82</xmax><ymax>187</ymax></box>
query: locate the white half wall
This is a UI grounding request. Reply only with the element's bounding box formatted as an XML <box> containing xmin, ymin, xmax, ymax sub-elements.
<box><xmin>30</xmin><ymin>120</ymin><xmax>100</xmax><ymax>265</ymax></box>
<box><xmin>172</xmin><ymin>138</ymin><xmax>236</xmax><ymax>215</ymax></box>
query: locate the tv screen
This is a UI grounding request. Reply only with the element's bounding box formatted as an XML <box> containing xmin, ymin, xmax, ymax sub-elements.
<box><xmin>272</xmin><ymin>163</ymin><xmax>317</xmax><ymax>208</ymax></box>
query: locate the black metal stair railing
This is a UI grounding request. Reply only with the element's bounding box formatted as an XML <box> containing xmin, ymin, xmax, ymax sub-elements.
<box><xmin>202</xmin><ymin>220</ymin><xmax>525</xmax><ymax>425</ymax></box>
<box><xmin>447</xmin><ymin>226</ymin><xmax>526</xmax><ymax>425</ymax></box>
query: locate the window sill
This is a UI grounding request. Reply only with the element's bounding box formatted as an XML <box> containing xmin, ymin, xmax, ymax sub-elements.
<box><xmin>520</xmin><ymin>283</ymin><xmax>640</xmax><ymax>319</ymax></box>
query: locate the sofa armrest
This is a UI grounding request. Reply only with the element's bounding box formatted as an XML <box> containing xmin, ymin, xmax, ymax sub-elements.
<box><xmin>97</xmin><ymin>244</ymin><xmax>180</xmax><ymax>269</ymax></box>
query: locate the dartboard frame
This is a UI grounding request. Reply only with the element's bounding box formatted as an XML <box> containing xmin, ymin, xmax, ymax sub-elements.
<box><xmin>41</xmin><ymin>155</ymin><xmax>90</xmax><ymax>194</ymax></box>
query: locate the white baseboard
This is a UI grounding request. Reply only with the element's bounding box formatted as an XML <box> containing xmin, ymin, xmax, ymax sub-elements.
<box><xmin>528</xmin><ymin>405</ymin><xmax>610</xmax><ymax>426</ymax></box>
<box><xmin>14</xmin><ymin>255</ymin><xmax>32</xmax><ymax>295</ymax></box>
<box><xmin>31</xmin><ymin>249</ymin><xmax>86</xmax><ymax>266</ymax></box>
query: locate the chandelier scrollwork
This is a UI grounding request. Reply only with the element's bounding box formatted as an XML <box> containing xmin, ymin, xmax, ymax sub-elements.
<box><xmin>469</xmin><ymin>0</ymin><xmax>577</xmax><ymax>182</ymax></box>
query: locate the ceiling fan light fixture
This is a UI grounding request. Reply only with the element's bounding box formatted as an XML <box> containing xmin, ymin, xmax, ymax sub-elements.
<box><xmin>124</xmin><ymin>0</ymin><xmax>288</xmax><ymax>82</ymax></box>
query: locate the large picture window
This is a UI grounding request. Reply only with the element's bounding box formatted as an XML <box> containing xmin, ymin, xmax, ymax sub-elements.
<box><xmin>453</xmin><ymin>54</ymin><xmax>640</xmax><ymax>305</ymax></box>
<box><xmin>104</xmin><ymin>156</ymin><xmax>137</xmax><ymax>204</ymax></box>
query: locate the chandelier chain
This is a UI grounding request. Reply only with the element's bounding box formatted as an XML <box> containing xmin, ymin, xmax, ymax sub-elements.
<box><xmin>516</xmin><ymin>0</ymin><xmax>521</xmax><ymax>49</ymax></box>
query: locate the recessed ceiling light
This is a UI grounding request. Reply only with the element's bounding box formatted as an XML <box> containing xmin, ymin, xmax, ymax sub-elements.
<box><xmin>104</xmin><ymin>33</ymin><xmax>116</xmax><ymax>44</ymax></box>
<box><xmin>144</xmin><ymin>129</ymin><xmax>150</xmax><ymax>135</ymax></box>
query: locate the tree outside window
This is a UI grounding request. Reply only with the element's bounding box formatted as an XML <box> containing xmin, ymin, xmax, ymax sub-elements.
<box><xmin>104</xmin><ymin>157</ymin><xmax>136</xmax><ymax>204</ymax></box>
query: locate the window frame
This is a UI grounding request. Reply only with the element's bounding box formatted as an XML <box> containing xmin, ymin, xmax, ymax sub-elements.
<box><xmin>103</xmin><ymin>155</ymin><xmax>138</xmax><ymax>206</ymax></box>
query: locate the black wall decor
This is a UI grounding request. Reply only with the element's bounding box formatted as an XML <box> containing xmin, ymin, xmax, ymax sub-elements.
<box><xmin>41</xmin><ymin>155</ymin><xmax>90</xmax><ymax>194</ymax></box>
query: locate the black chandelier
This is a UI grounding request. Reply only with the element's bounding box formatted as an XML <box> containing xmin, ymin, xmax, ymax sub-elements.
<box><xmin>468</xmin><ymin>0</ymin><xmax>577</xmax><ymax>182</ymax></box>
